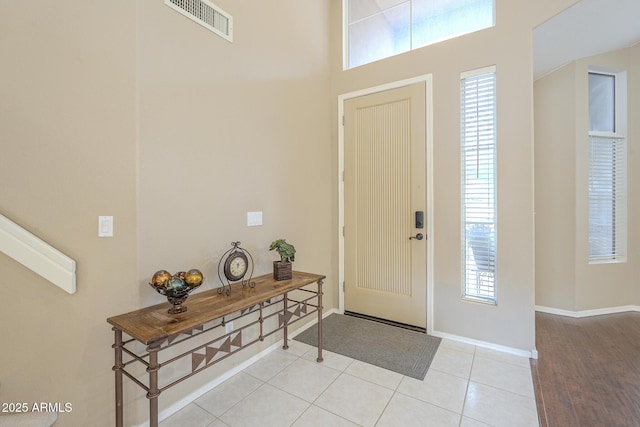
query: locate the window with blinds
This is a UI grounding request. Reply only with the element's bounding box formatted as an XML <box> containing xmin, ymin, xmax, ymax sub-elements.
<box><xmin>588</xmin><ymin>70</ymin><xmax>627</xmax><ymax>263</ymax></box>
<box><xmin>461</xmin><ymin>67</ymin><xmax>497</xmax><ymax>303</ymax></box>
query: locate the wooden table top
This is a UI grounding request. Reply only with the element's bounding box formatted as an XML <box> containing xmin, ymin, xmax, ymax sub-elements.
<box><xmin>107</xmin><ymin>271</ymin><xmax>325</xmax><ymax>346</ymax></box>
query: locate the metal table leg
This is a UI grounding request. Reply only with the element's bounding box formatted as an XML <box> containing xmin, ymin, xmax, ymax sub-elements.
<box><xmin>147</xmin><ymin>343</ymin><xmax>161</xmax><ymax>427</ymax></box>
<box><xmin>317</xmin><ymin>279</ymin><xmax>324</xmax><ymax>362</ymax></box>
<box><xmin>112</xmin><ymin>328</ymin><xmax>124</xmax><ymax>427</ymax></box>
<box><xmin>282</xmin><ymin>292</ymin><xmax>289</xmax><ymax>350</ymax></box>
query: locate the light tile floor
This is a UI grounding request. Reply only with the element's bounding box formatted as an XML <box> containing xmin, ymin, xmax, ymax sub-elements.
<box><xmin>159</xmin><ymin>338</ymin><xmax>538</xmax><ymax>427</ymax></box>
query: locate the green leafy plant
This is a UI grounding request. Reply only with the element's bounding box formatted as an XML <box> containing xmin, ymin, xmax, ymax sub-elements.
<box><xmin>269</xmin><ymin>239</ymin><xmax>296</xmax><ymax>263</ymax></box>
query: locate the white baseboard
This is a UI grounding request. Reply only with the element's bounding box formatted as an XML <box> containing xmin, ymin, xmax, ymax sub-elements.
<box><xmin>535</xmin><ymin>305</ymin><xmax>640</xmax><ymax>318</ymax></box>
<box><xmin>431</xmin><ymin>330</ymin><xmax>536</xmax><ymax>359</ymax></box>
<box><xmin>135</xmin><ymin>307</ymin><xmax>339</xmax><ymax>427</ymax></box>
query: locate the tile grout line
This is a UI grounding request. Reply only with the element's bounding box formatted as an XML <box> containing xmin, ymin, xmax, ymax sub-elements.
<box><xmin>457</xmin><ymin>345</ymin><xmax>476</xmax><ymax>426</ymax></box>
<box><xmin>370</xmin><ymin>365</ymin><xmax>406</xmax><ymax>427</ymax></box>
<box><xmin>270</xmin><ymin>346</ymin><xmax>360</xmax><ymax>426</ymax></box>
<box><xmin>298</xmin><ymin>356</ymin><xmax>362</xmax><ymax>426</ymax></box>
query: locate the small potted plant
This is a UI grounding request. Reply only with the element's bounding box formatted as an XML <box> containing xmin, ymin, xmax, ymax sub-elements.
<box><xmin>269</xmin><ymin>239</ymin><xmax>296</xmax><ymax>281</ymax></box>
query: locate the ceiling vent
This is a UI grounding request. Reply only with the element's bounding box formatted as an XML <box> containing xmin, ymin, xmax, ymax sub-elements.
<box><xmin>165</xmin><ymin>0</ymin><xmax>233</xmax><ymax>42</ymax></box>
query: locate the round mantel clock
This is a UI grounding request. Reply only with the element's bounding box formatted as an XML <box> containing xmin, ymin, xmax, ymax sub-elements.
<box><xmin>217</xmin><ymin>241</ymin><xmax>255</xmax><ymax>295</ymax></box>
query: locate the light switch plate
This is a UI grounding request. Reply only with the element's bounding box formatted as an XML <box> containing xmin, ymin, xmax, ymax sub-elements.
<box><xmin>98</xmin><ymin>216</ymin><xmax>113</xmax><ymax>237</ymax></box>
<box><xmin>247</xmin><ymin>211</ymin><xmax>263</xmax><ymax>227</ymax></box>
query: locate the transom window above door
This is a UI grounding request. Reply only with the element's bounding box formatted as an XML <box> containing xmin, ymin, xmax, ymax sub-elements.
<box><xmin>344</xmin><ymin>0</ymin><xmax>495</xmax><ymax>69</ymax></box>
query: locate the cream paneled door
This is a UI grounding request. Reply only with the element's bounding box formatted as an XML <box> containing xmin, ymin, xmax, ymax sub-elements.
<box><xmin>344</xmin><ymin>83</ymin><xmax>427</xmax><ymax>329</ymax></box>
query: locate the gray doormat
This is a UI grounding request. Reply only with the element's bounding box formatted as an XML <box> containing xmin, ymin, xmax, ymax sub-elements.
<box><xmin>294</xmin><ymin>313</ymin><xmax>441</xmax><ymax>380</ymax></box>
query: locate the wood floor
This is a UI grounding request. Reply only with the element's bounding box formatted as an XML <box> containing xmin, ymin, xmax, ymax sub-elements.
<box><xmin>531</xmin><ymin>311</ymin><xmax>640</xmax><ymax>427</ymax></box>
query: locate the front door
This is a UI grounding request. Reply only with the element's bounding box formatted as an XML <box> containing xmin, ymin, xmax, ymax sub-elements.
<box><xmin>344</xmin><ymin>82</ymin><xmax>427</xmax><ymax>329</ymax></box>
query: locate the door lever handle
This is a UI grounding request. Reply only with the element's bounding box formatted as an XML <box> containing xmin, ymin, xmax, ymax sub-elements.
<box><xmin>409</xmin><ymin>233</ymin><xmax>424</xmax><ymax>240</ymax></box>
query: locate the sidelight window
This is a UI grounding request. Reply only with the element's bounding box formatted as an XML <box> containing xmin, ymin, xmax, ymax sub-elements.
<box><xmin>588</xmin><ymin>69</ymin><xmax>627</xmax><ymax>263</ymax></box>
<box><xmin>461</xmin><ymin>67</ymin><xmax>496</xmax><ymax>303</ymax></box>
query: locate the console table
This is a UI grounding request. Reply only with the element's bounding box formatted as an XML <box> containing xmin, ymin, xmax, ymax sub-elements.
<box><xmin>107</xmin><ymin>271</ymin><xmax>325</xmax><ymax>427</ymax></box>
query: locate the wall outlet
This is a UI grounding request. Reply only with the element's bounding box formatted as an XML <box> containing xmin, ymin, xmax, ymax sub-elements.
<box><xmin>225</xmin><ymin>321</ymin><xmax>234</xmax><ymax>334</ymax></box>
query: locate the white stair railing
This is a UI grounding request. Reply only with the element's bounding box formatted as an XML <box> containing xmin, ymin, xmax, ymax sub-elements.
<box><xmin>0</xmin><ymin>214</ymin><xmax>76</xmax><ymax>294</ymax></box>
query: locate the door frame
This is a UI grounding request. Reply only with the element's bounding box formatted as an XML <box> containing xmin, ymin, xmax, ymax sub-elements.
<box><xmin>338</xmin><ymin>74</ymin><xmax>434</xmax><ymax>334</ymax></box>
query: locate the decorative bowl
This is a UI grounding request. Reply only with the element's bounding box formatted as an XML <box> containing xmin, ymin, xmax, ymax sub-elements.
<box><xmin>149</xmin><ymin>269</ymin><xmax>203</xmax><ymax>314</ymax></box>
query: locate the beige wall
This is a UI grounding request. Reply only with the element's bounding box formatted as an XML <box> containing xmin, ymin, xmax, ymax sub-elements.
<box><xmin>137</xmin><ymin>0</ymin><xmax>332</xmax><ymax>293</ymax></box>
<box><xmin>535</xmin><ymin>44</ymin><xmax>640</xmax><ymax>311</ymax></box>
<box><xmin>0</xmin><ymin>0</ymin><xmax>585</xmax><ymax>425</ymax></box>
<box><xmin>632</xmin><ymin>43</ymin><xmax>640</xmax><ymax>306</ymax></box>
<box><xmin>0</xmin><ymin>1</ymin><xmax>138</xmax><ymax>426</ymax></box>
<box><xmin>534</xmin><ymin>64</ymin><xmax>577</xmax><ymax>310</ymax></box>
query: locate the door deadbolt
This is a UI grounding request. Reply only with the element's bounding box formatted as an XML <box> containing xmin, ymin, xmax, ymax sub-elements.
<box><xmin>415</xmin><ymin>211</ymin><xmax>424</xmax><ymax>229</ymax></box>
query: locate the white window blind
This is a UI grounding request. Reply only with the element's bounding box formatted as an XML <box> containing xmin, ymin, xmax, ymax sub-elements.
<box><xmin>588</xmin><ymin>134</ymin><xmax>627</xmax><ymax>262</ymax></box>
<box><xmin>588</xmin><ymin>70</ymin><xmax>627</xmax><ymax>263</ymax></box>
<box><xmin>461</xmin><ymin>67</ymin><xmax>496</xmax><ymax>303</ymax></box>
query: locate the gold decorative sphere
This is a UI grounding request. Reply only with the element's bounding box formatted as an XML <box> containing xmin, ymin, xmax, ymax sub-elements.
<box><xmin>151</xmin><ymin>270</ymin><xmax>171</xmax><ymax>290</ymax></box>
<box><xmin>185</xmin><ymin>269</ymin><xmax>203</xmax><ymax>287</ymax></box>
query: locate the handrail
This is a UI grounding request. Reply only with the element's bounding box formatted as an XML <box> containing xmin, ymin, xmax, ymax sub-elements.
<box><xmin>0</xmin><ymin>214</ymin><xmax>76</xmax><ymax>294</ymax></box>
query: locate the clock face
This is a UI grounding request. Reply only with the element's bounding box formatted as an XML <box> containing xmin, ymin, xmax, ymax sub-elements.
<box><xmin>224</xmin><ymin>251</ymin><xmax>248</xmax><ymax>281</ymax></box>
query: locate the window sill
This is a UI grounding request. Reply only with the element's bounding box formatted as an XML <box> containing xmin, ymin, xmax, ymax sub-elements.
<box><xmin>462</xmin><ymin>296</ymin><xmax>497</xmax><ymax>306</ymax></box>
<box><xmin>588</xmin><ymin>257</ymin><xmax>627</xmax><ymax>265</ymax></box>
